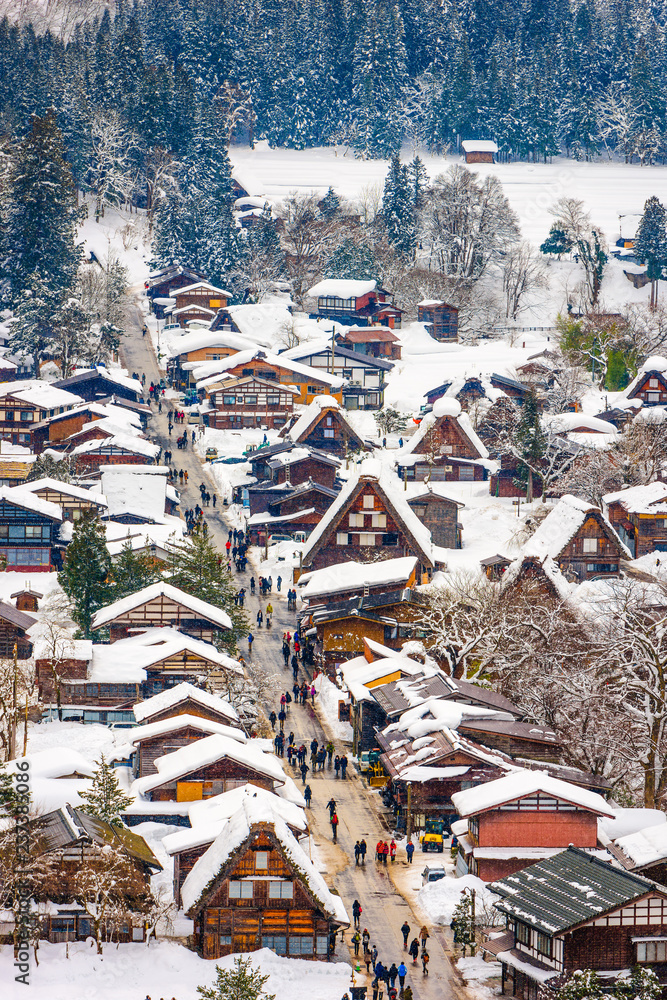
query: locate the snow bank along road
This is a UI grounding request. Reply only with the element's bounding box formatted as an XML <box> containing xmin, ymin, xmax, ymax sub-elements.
<box><xmin>120</xmin><ymin>311</ymin><xmax>473</xmax><ymax>1000</ymax></box>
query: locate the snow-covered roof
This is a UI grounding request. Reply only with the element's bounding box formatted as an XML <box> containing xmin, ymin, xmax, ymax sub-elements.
<box><xmin>88</xmin><ymin>630</ymin><xmax>243</xmax><ymax>684</ymax></box>
<box><xmin>100</xmin><ymin>470</ymin><xmax>167</xmax><ymax>522</ymax></box>
<box><xmin>70</xmin><ymin>433</ymin><xmax>160</xmax><ymax>459</ymax></box>
<box><xmin>0</xmin><ymin>379</ymin><xmax>83</xmax><ymax>409</ymax></box>
<box><xmin>306</xmin><ymin>279</ymin><xmax>377</xmax><ymax>299</ymax></box>
<box><xmin>171</xmin><ymin>330</ymin><xmax>259</xmax><ymax>358</ymax></box>
<box><xmin>133</xmin><ymin>681</ymin><xmax>239</xmax><ymax>724</ymax></box>
<box><xmin>61</xmin><ymin>366</ymin><xmax>143</xmax><ymax>397</ymax></box>
<box><xmin>603</xmin><ymin>480</ymin><xmax>667</xmax><ymax>514</ymax></box>
<box><xmin>0</xmin><ymin>486</ymin><xmax>62</xmax><ymax>521</ymax></box>
<box><xmin>288</xmin><ymin>395</ymin><xmax>343</xmax><ymax>442</ymax></box>
<box><xmin>91</xmin><ymin>582</ymin><xmax>233</xmax><ymax>632</ymax></box>
<box><xmin>461</xmin><ymin>140</ymin><xmax>498</xmax><ymax>153</ymax></box>
<box><xmin>32</xmin><ymin>637</ymin><xmax>92</xmax><ymax>661</ymax></box>
<box><xmin>223</xmin><ymin>303</ymin><xmax>294</xmax><ymax>347</ymax></box>
<box><xmin>6</xmin><ymin>747</ymin><xmax>96</xmax><ymax>780</ymax></box>
<box><xmin>298</xmin><ymin>557</ymin><xmax>418</xmax><ymax>600</ymax></box>
<box><xmin>181</xmin><ymin>798</ymin><xmax>348</xmax><ymax>924</ymax></box>
<box><xmin>340</xmin><ymin>654</ymin><xmax>425</xmax><ymax>703</ymax></box>
<box><xmin>175</xmin><ymin>281</ymin><xmax>232</xmax><ymax>297</ymax></box>
<box><xmin>544</xmin><ymin>412</ymin><xmax>618</xmax><ymax>436</ymax></box>
<box><xmin>21</xmin><ymin>478</ymin><xmax>108</xmax><ymax>507</ymax></box>
<box><xmin>617</xmin><ymin>355</ymin><xmax>667</xmax><ymax>402</ymax></box>
<box><xmin>452</xmin><ymin>769</ymin><xmax>614</xmax><ymax>818</ymax></box>
<box><xmin>128</xmin><ymin>714</ymin><xmax>246</xmax><ymax>747</ymax></box>
<box><xmin>599</xmin><ymin>808</ymin><xmax>667</xmax><ymax>843</ymax></box>
<box><xmin>302</xmin><ymin>459</ymin><xmax>434</xmax><ymax>568</ymax></box>
<box><xmin>399</xmin><ymin>404</ymin><xmax>489</xmax><ymax>461</ymax></box>
<box><xmin>133</xmin><ymin>733</ymin><xmax>286</xmax><ymax>794</ymax></box>
<box><xmin>521</xmin><ymin>495</ymin><xmax>631</xmax><ymax>562</ymax></box>
<box><xmin>615</xmin><ymin>822</ymin><xmax>667</xmax><ymax>868</ymax></box>
<box><xmin>163</xmin><ymin>784</ymin><xmax>307</xmax><ymax>855</ymax></box>
<box><xmin>191</xmin><ymin>348</ymin><xmax>344</xmax><ymax>389</ymax></box>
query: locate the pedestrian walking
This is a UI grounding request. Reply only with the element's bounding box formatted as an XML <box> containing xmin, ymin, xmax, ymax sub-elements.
<box><xmin>300</xmin><ymin>762</ymin><xmax>309</xmax><ymax>784</ymax></box>
<box><xmin>352</xmin><ymin>899</ymin><xmax>362</xmax><ymax>929</ymax></box>
<box><xmin>326</xmin><ymin>741</ymin><xmax>334</xmax><ymax>765</ymax></box>
<box><xmin>390</xmin><ymin>839</ymin><xmax>397</xmax><ymax>863</ymax></box>
<box><xmin>371</xmin><ymin>945</ymin><xmax>378</xmax><ymax>968</ymax></box>
<box><xmin>304</xmin><ymin>784</ymin><xmax>312</xmax><ymax>807</ymax></box>
<box><xmin>403</xmin><ymin>988</ymin><xmax>413</xmax><ymax>1000</ymax></box>
<box><xmin>310</xmin><ymin>684</ymin><xmax>316</xmax><ymax>703</ymax></box>
<box><xmin>364</xmin><ymin>946</ymin><xmax>372</xmax><ymax>973</ymax></box>
<box><xmin>326</xmin><ymin>797</ymin><xmax>336</xmax><ymax>817</ymax></box>
<box><xmin>248</xmin><ymin>633</ymin><xmax>254</xmax><ymax>654</ymax></box>
<box><xmin>381</xmin><ymin>841</ymin><xmax>389</xmax><ymax>865</ymax></box>
<box><xmin>409</xmin><ymin>938</ymin><xmax>419</xmax><ymax>964</ymax></box>
<box><xmin>388</xmin><ymin>963</ymin><xmax>398</xmax><ymax>988</ymax></box>
<box><xmin>269</xmin><ymin>710</ymin><xmax>277</xmax><ymax>731</ymax></box>
<box><xmin>278</xmin><ymin>708</ymin><xmax>286</xmax><ymax>731</ymax></box>
<box><xmin>330</xmin><ymin>812</ymin><xmax>339</xmax><ymax>843</ymax></box>
<box><xmin>277</xmin><ymin>575</ymin><xmax>282</xmax><ymax>591</ymax></box>
<box><xmin>398</xmin><ymin>963</ymin><xmax>407</xmax><ymax>990</ymax></box>
<box><xmin>256</xmin><ymin>609</ymin><xmax>263</xmax><ymax>628</ymax></box>
<box><xmin>419</xmin><ymin>926</ymin><xmax>430</xmax><ymax>952</ymax></box>
<box><xmin>359</xmin><ymin>839</ymin><xmax>367</xmax><ymax>863</ymax></box>
<box><xmin>421</xmin><ymin>950</ymin><xmax>429</xmax><ymax>975</ymax></box>
<box><xmin>354</xmin><ymin>841</ymin><xmax>361</xmax><ymax>865</ymax></box>
<box><xmin>250</xmin><ymin>577</ymin><xmax>255</xmax><ymax>593</ymax></box>
<box><xmin>340</xmin><ymin>754</ymin><xmax>348</xmax><ymax>778</ymax></box>
<box><xmin>362</xmin><ymin>928</ymin><xmax>370</xmax><ymax>951</ymax></box>
<box><xmin>352</xmin><ymin>930</ymin><xmax>361</xmax><ymax>956</ymax></box>
<box><xmin>333</xmin><ymin>755</ymin><xmax>340</xmax><ymax>777</ymax></box>
<box><xmin>406</xmin><ymin>840</ymin><xmax>415</xmax><ymax>864</ymax></box>
<box><xmin>401</xmin><ymin>921</ymin><xmax>410</xmax><ymax>948</ymax></box>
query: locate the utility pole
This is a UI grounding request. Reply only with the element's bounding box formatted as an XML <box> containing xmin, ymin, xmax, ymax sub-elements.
<box><xmin>406</xmin><ymin>782</ymin><xmax>413</xmax><ymax>841</ymax></box>
<box><xmin>23</xmin><ymin>692</ymin><xmax>28</xmax><ymax>756</ymax></box>
<box><xmin>9</xmin><ymin>642</ymin><xmax>17</xmax><ymax>760</ymax></box>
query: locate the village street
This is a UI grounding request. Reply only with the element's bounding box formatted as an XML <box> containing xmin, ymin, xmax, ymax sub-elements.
<box><xmin>119</xmin><ymin>306</ymin><xmax>473</xmax><ymax>1000</ymax></box>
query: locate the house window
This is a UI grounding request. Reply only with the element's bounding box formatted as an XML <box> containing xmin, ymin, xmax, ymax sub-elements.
<box><xmin>242</xmin><ymin>369</ymin><xmax>254</xmax><ymax>376</ymax></box>
<box><xmin>20</xmin><ymin>411</ymin><xmax>32</xmax><ymax>422</ymax></box>
<box><xmin>442</xmin><ymin>444</ymin><xmax>453</xmax><ymax>454</ymax></box>
<box><xmin>255</xmin><ymin>852</ymin><xmax>268</xmax><ymax>870</ymax></box>
<box><xmin>459</xmin><ymin>465</ymin><xmax>474</xmax><ymax>481</ymax></box>
<box><xmin>382</xmin><ymin>533</ymin><xmax>398</xmax><ymax>546</ymax></box>
<box><xmin>515</xmin><ymin>922</ymin><xmax>530</xmax><ymax>947</ymax></box>
<box><xmin>260</xmin><ymin>371</ymin><xmax>277</xmax><ymax>380</ymax></box>
<box><xmin>244</xmin><ymin>395</ymin><xmax>258</xmax><ymax>405</ymax></box>
<box><xmin>349</xmin><ymin>512</ymin><xmax>363</xmax><ymax>528</ymax></box>
<box><xmin>222</xmin><ymin>395</ymin><xmax>236</xmax><ymax>405</ymax></box>
<box><xmin>649</xmin><ymin>378</ymin><xmax>659</xmax><ymax>387</ymax></box>
<box><xmin>268</xmin><ymin>881</ymin><xmax>293</xmax><ymax>899</ymax></box>
<box><xmin>636</xmin><ymin>939</ymin><xmax>667</xmax><ymax>963</ymax></box>
<box><xmin>307</xmin><ymin>385</ymin><xmax>322</xmax><ymax>394</ymax></box>
<box><xmin>267</xmin><ymin>396</ymin><xmax>280</xmax><ymax>406</ymax></box>
<box><xmin>316</xmin><ymin>935</ymin><xmax>329</xmax><ymax>955</ymax></box>
<box><xmin>536</xmin><ymin>932</ymin><xmax>552</xmax><ymax>957</ymax></box>
<box><xmin>468</xmin><ymin>817</ymin><xmax>479</xmax><ymax>841</ymax></box>
<box><xmin>219</xmin><ymin>934</ymin><xmax>232</xmax><ymax>946</ymax></box>
<box><xmin>289</xmin><ymin>937</ymin><xmax>313</xmax><ymax>955</ymax></box>
<box><xmin>262</xmin><ymin>935</ymin><xmax>286</xmax><ymax>954</ymax></box>
<box><xmin>371</xmin><ymin>513</ymin><xmax>387</xmax><ymax>528</ymax></box>
<box><xmin>324</xmin><ymin>429</ymin><xmax>334</xmax><ymax>438</ymax></box>
<box><xmin>363</xmin><ymin>495</ymin><xmax>374</xmax><ymax>509</ymax></box>
<box><xmin>336</xmin><ymin>532</ymin><xmax>349</xmax><ymax>545</ymax></box>
<box><xmin>582</xmin><ymin>537</ymin><xmax>597</xmax><ymax>553</ymax></box>
<box><xmin>359</xmin><ymin>532</ymin><xmax>375</xmax><ymax>546</ymax></box>
<box><xmin>647</xmin><ymin>392</ymin><xmax>661</xmax><ymax>402</ymax></box>
<box><xmin>228</xmin><ymin>881</ymin><xmax>253</xmax><ymax>899</ymax></box>
<box><xmin>326</xmin><ymin>417</ymin><xmax>333</xmax><ymax>426</ymax></box>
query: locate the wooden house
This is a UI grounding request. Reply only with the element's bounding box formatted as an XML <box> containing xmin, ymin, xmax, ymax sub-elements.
<box><xmin>129</xmin><ymin>714</ymin><xmax>247</xmax><ymax>778</ymax></box>
<box><xmin>0</xmin><ymin>486</ymin><xmax>63</xmax><ymax>571</ymax></box>
<box><xmin>486</xmin><ymin>847</ymin><xmax>667</xmax><ymax>999</ymax></box>
<box><xmin>167</xmin><ymin>331</ymin><xmax>259</xmax><ymax>391</ymax></box>
<box><xmin>398</xmin><ymin>397</ymin><xmax>490</xmax><ymax>483</ymax></box>
<box><xmin>509</xmin><ymin>494</ymin><xmax>631</xmax><ymax>584</ymax></box>
<box><xmin>603</xmin><ymin>481</ymin><xmax>667</xmax><ymax>558</ymax></box>
<box><xmin>131</xmin><ymin>733</ymin><xmax>288</xmax><ymax>806</ymax></box>
<box><xmin>306</xmin><ymin>278</ymin><xmax>402</xmax><ymax>328</ymax></box>
<box><xmin>280</xmin><ymin>342</ymin><xmax>392</xmax><ymax>410</ymax></box>
<box><xmin>0</xmin><ymin>380</ymin><xmax>83</xmax><ymax>446</ymax></box>
<box><xmin>70</xmin><ymin>434</ymin><xmax>160</xmax><ymax>473</ymax></box>
<box><xmin>91</xmin><ymin>582</ymin><xmax>233</xmax><ymax>644</ymax></box>
<box><xmin>297</xmin><ymin>556</ymin><xmax>419</xmax><ymax>607</ymax></box>
<box><xmin>267</xmin><ymin>447</ymin><xmax>340</xmax><ymax>489</ymax></box>
<box><xmin>450</xmin><ymin>771</ymin><xmax>614</xmax><ymax>883</ymax></box>
<box><xmin>335</xmin><ymin>326</ymin><xmax>401</xmax><ymax>360</ymax></box>
<box><xmin>170</xmin><ymin>281</ymin><xmax>232</xmax><ymax>327</ymax></box>
<box><xmin>206</xmin><ymin>375</ymin><xmax>299</xmax><ymax>430</ymax></box>
<box><xmin>461</xmin><ymin>139</ymin><xmax>498</xmax><ymax>163</ymax></box>
<box><xmin>617</xmin><ymin>356</ymin><xmax>667</xmax><ymax>407</ymax></box>
<box><xmin>0</xmin><ymin>450</ymin><xmax>37</xmax><ymax>488</ymax></box>
<box><xmin>489</xmin><ymin>454</ymin><xmax>544</xmax><ymax>499</ymax></box>
<box><xmin>182</xmin><ymin>807</ymin><xmax>348</xmax><ymax>960</ymax></box>
<box><xmin>610</xmin><ymin>822</ymin><xmax>667</xmax><ymax>888</ymax></box>
<box><xmin>21</xmin><ymin>477</ymin><xmax>108</xmax><ymax>522</ymax></box>
<box><xmin>32</xmin><ymin>400</ymin><xmax>150</xmax><ymax>453</ymax></box>
<box><xmin>417</xmin><ymin>301</ymin><xmax>459</xmax><ymax>342</ymax></box>
<box><xmin>193</xmin><ymin>349</ymin><xmax>345</xmax><ymax>407</ymax></box>
<box><xmin>298</xmin><ymin>462</ymin><xmax>435</xmax><ymax>580</ymax></box>
<box><xmin>407</xmin><ymin>485</ymin><xmax>463</xmax><ymax>548</ymax></box>
<box><xmin>11</xmin><ymin>585</ymin><xmax>42</xmax><ymax>612</ymax></box>
<box><xmin>54</xmin><ymin>367</ymin><xmax>143</xmax><ymax>404</ymax></box>
<box><xmin>147</xmin><ymin>265</ymin><xmax>209</xmax><ymax>318</ymax></box>
<box><xmin>0</xmin><ymin>600</ymin><xmax>36</xmax><ymax>657</ymax></box>
<box><xmin>163</xmin><ymin>785</ymin><xmax>308</xmax><ymax>906</ymax></box>
<box><xmin>246</xmin><ymin>481</ymin><xmax>340</xmax><ymax>543</ymax></box>
<box><xmin>283</xmin><ymin>396</ymin><xmax>369</xmax><ymax>457</ymax></box>
<box><xmin>133</xmin><ymin>682</ymin><xmax>241</xmax><ymax>728</ymax></box>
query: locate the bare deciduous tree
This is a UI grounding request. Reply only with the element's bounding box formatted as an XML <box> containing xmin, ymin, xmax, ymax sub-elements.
<box><xmin>501</xmin><ymin>241</ymin><xmax>547</xmax><ymax>320</ymax></box>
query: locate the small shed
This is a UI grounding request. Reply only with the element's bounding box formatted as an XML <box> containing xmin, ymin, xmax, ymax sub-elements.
<box><xmin>461</xmin><ymin>140</ymin><xmax>498</xmax><ymax>164</ymax></box>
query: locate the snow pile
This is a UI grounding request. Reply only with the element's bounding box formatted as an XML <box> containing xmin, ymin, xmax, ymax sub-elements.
<box><xmin>457</xmin><ymin>956</ymin><xmax>503</xmax><ymax>983</ymax></box>
<box><xmin>599</xmin><ymin>807</ymin><xmax>667</xmax><ymax>843</ymax></box>
<box><xmin>313</xmin><ymin>673</ymin><xmax>353</xmax><ymax>742</ymax></box>
<box><xmin>432</xmin><ymin>396</ymin><xmax>462</xmax><ymax>418</ymax></box>
<box><xmin>417</xmin><ymin>873</ymin><xmax>497</xmax><ymax>925</ymax></box>
<box><xmin>133</xmin><ymin>681</ymin><xmax>239</xmax><ymax>723</ymax></box>
<box><xmin>298</xmin><ymin>556</ymin><xmax>418</xmax><ymax>600</ymax></box>
<box><xmin>615</xmin><ymin>822</ymin><xmax>667</xmax><ymax>867</ymax></box>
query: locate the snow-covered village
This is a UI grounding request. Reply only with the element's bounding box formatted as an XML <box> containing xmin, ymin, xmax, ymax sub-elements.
<box><xmin>8</xmin><ymin>2</ymin><xmax>667</xmax><ymax>1000</ymax></box>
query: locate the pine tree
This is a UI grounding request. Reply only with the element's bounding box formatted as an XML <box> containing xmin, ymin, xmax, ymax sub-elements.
<box><xmin>58</xmin><ymin>511</ymin><xmax>112</xmax><ymax>638</ymax></box>
<box><xmin>197</xmin><ymin>956</ymin><xmax>276</xmax><ymax>1000</ymax></box>
<box><xmin>78</xmin><ymin>754</ymin><xmax>133</xmax><ymax>828</ymax></box>
<box><xmin>381</xmin><ymin>154</ymin><xmax>416</xmax><ymax>259</ymax></box>
<box><xmin>0</xmin><ymin>765</ymin><xmax>17</xmax><ymax>818</ymax></box>
<box><xmin>635</xmin><ymin>195</ymin><xmax>667</xmax><ymax>309</ymax></box>
<box><xmin>166</xmin><ymin>528</ymin><xmax>248</xmax><ymax>653</ymax></box>
<box><xmin>540</xmin><ymin>224</ymin><xmax>573</xmax><ymax>258</ymax></box>
<box><xmin>407</xmin><ymin>155</ymin><xmax>428</xmax><ymax>209</ymax></box>
<box><xmin>351</xmin><ymin>0</ymin><xmax>407</xmax><ymax>158</ymax></box>
<box><xmin>319</xmin><ymin>186</ymin><xmax>341</xmax><ymax>219</ymax></box>
<box><xmin>324</xmin><ymin>239</ymin><xmax>378</xmax><ymax>282</ymax></box>
<box><xmin>110</xmin><ymin>540</ymin><xmax>162</xmax><ymax>603</ymax></box>
<box><xmin>514</xmin><ymin>390</ymin><xmax>546</xmax><ymax>502</ymax></box>
<box><xmin>26</xmin><ymin>452</ymin><xmax>71</xmax><ymax>482</ymax></box>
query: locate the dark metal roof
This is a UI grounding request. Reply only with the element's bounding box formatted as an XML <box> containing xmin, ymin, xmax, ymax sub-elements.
<box><xmin>491</xmin><ymin>373</ymin><xmax>529</xmax><ymax>394</ymax></box>
<box><xmin>370</xmin><ymin>671</ymin><xmax>519</xmax><ymax>719</ymax></box>
<box><xmin>459</xmin><ymin>718</ymin><xmax>560</xmax><ymax>745</ymax></box>
<box><xmin>54</xmin><ymin>371</ymin><xmax>142</xmax><ymax>397</ymax></box>
<box><xmin>33</xmin><ymin>804</ymin><xmax>161</xmax><ymax>870</ymax></box>
<box><xmin>0</xmin><ymin>601</ymin><xmax>37</xmax><ymax>630</ymax></box>
<box><xmin>307</xmin><ymin>587</ymin><xmax>424</xmax><ymax>624</ymax></box>
<box><xmin>490</xmin><ymin>846</ymin><xmax>657</xmax><ymax>935</ymax></box>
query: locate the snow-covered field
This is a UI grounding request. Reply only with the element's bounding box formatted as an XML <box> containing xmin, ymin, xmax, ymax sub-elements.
<box><xmin>1</xmin><ymin>941</ymin><xmax>352</xmax><ymax>1000</ymax></box>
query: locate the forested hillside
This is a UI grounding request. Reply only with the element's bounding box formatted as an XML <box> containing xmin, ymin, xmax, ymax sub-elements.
<box><xmin>2</xmin><ymin>0</ymin><xmax>667</xmax><ymax>165</ymax></box>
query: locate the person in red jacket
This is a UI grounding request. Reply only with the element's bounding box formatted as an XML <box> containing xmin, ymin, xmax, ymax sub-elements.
<box><xmin>331</xmin><ymin>812</ymin><xmax>339</xmax><ymax>843</ymax></box>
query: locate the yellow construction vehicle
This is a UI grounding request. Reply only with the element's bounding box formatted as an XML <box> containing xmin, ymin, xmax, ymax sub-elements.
<box><xmin>420</xmin><ymin>818</ymin><xmax>446</xmax><ymax>852</ymax></box>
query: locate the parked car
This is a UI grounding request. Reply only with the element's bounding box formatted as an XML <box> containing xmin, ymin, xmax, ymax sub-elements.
<box><xmin>268</xmin><ymin>534</ymin><xmax>293</xmax><ymax>544</ymax></box>
<box><xmin>421</xmin><ymin>865</ymin><xmax>446</xmax><ymax>885</ymax></box>
<box><xmin>205</xmin><ymin>447</ymin><xmax>218</xmax><ymax>462</ymax></box>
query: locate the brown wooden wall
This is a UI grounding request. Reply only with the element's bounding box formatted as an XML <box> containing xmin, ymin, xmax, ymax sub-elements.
<box><xmin>148</xmin><ymin>758</ymin><xmax>275</xmax><ymax>801</ymax></box>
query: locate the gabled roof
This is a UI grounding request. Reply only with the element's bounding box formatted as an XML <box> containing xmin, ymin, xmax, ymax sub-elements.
<box><xmin>132</xmin><ymin>733</ymin><xmax>286</xmax><ymax>795</ymax></box>
<box><xmin>339</xmin><ymin>327</ymin><xmax>399</xmax><ymax>344</ymax></box>
<box><xmin>266</xmin><ymin>446</ymin><xmax>340</xmax><ymax>471</ymax></box>
<box><xmin>451</xmin><ymin>769</ymin><xmax>614</xmax><ymax>819</ymax></box>
<box><xmin>462</xmin><ymin>140</ymin><xmax>498</xmax><ymax>153</ymax></box>
<box><xmin>209</xmin><ymin>374</ymin><xmax>300</xmax><ymax>396</ymax></box>
<box><xmin>70</xmin><ymin>434</ymin><xmax>160</xmax><ymax>460</ymax></box>
<box><xmin>282</xmin><ymin>341</ymin><xmax>394</xmax><ymax>372</ymax></box>
<box><xmin>181</xmin><ymin>803</ymin><xmax>348</xmax><ymax>924</ymax></box>
<box><xmin>301</xmin><ymin>459</ymin><xmax>434</xmax><ymax>570</ymax></box>
<box><xmin>133</xmin><ymin>681</ymin><xmax>238</xmax><ymax>724</ymax></box>
<box><xmin>128</xmin><ymin>713</ymin><xmax>246</xmax><ymax>747</ymax></box>
<box><xmin>520</xmin><ymin>495</ymin><xmax>631</xmax><ymax>562</ymax></box>
<box><xmin>21</xmin><ymin>478</ymin><xmax>108</xmax><ymax>507</ymax></box>
<box><xmin>54</xmin><ymin>366</ymin><xmax>142</xmax><ymax>398</ymax></box>
<box><xmin>91</xmin><ymin>582</ymin><xmax>233</xmax><ymax>632</ymax></box>
<box><xmin>287</xmin><ymin>395</ymin><xmax>367</xmax><ymax>449</ymax></box>
<box><xmin>298</xmin><ymin>556</ymin><xmax>418</xmax><ymax>601</ymax></box>
<box><xmin>190</xmin><ymin>349</ymin><xmax>345</xmax><ymax>389</ymax></box>
<box><xmin>174</xmin><ymin>281</ymin><xmax>232</xmax><ymax>297</ymax></box>
<box><xmin>398</xmin><ymin>397</ymin><xmax>489</xmax><ymax>461</ymax></box>
<box><xmin>0</xmin><ymin>486</ymin><xmax>63</xmax><ymax>521</ymax></box>
<box><xmin>171</xmin><ymin>330</ymin><xmax>258</xmax><ymax>357</ymax></box>
<box><xmin>603</xmin><ymin>480</ymin><xmax>667</xmax><ymax>515</ymax></box>
<box><xmin>0</xmin><ymin>379</ymin><xmax>83</xmax><ymax>409</ymax></box>
<box><xmin>88</xmin><ymin>630</ymin><xmax>243</xmax><ymax>684</ymax></box>
<box><xmin>490</xmin><ymin>846</ymin><xmax>661</xmax><ymax>935</ymax></box>
<box><xmin>617</xmin><ymin>354</ymin><xmax>667</xmax><ymax>403</ymax></box>
<box><xmin>307</xmin><ymin>279</ymin><xmax>377</xmax><ymax>299</ymax></box>
<box><xmin>34</xmin><ymin>803</ymin><xmax>162</xmax><ymax>870</ymax></box>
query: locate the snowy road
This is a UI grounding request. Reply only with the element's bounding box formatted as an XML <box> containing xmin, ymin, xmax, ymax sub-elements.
<box><xmin>119</xmin><ymin>304</ymin><xmax>474</xmax><ymax>1000</ymax></box>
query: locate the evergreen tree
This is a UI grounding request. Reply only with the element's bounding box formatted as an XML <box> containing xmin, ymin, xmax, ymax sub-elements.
<box><xmin>616</xmin><ymin>966</ymin><xmax>662</xmax><ymax>1000</ymax></box>
<box><xmin>0</xmin><ymin>765</ymin><xmax>17</xmax><ymax>818</ymax></box>
<box><xmin>381</xmin><ymin>154</ymin><xmax>416</xmax><ymax>259</ymax></box>
<box><xmin>540</xmin><ymin>224</ymin><xmax>573</xmax><ymax>258</ymax></box>
<box><xmin>166</xmin><ymin>528</ymin><xmax>248</xmax><ymax>653</ymax></box>
<box><xmin>351</xmin><ymin>0</ymin><xmax>407</xmax><ymax>158</ymax></box>
<box><xmin>78</xmin><ymin>754</ymin><xmax>133</xmax><ymax>828</ymax></box>
<box><xmin>324</xmin><ymin>239</ymin><xmax>378</xmax><ymax>282</ymax></box>
<box><xmin>58</xmin><ymin>511</ymin><xmax>112</xmax><ymax>638</ymax></box>
<box><xmin>318</xmin><ymin>186</ymin><xmax>341</xmax><ymax>219</ymax></box>
<box><xmin>407</xmin><ymin>155</ymin><xmax>428</xmax><ymax>209</ymax></box>
<box><xmin>635</xmin><ymin>195</ymin><xmax>667</xmax><ymax>309</ymax></box>
<box><xmin>514</xmin><ymin>389</ymin><xmax>546</xmax><ymax>502</ymax></box>
<box><xmin>110</xmin><ymin>540</ymin><xmax>162</xmax><ymax>602</ymax></box>
<box><xmin>197</xmin><ymin>956</ymin><xmax>276</xmax><ymax>1000</ymax></box>
<box><xmin>557</xmin><ymin>969</ymin><xmax>605</xmax><ymax>1000</ymax></box>
<box><xmin>26</xmin><ymin>452</ymin><xmax>71</xmax><ymax>482</ymax></box>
